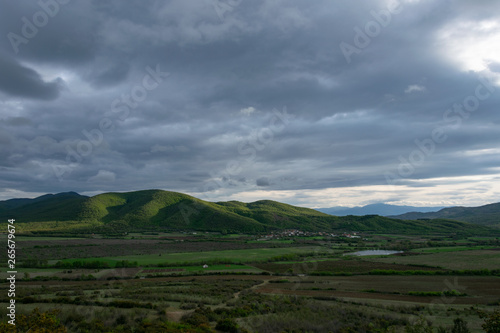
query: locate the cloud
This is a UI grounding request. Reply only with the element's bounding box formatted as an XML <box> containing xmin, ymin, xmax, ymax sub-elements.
<box><xmin>404</xmin><ymin>84</ymin><xmax>426</xmax><ymax>93</ymax></box>
<box><xmin>240</xmin><ymin>107</ymin><xmax>256</xmax><ymax>116</ymax></box>
<box><xmin>88</xmin><ymin>170</ymin><xmax>116</xmax><ymax>183</ymax></box>
<box><xmin>150</xmin><ymin>144</ymin><xmax>189</xmax><ymax>153</ymax></box>
<box><xmin>256</xmin><ymin>177</ymin><xmax>271</xmax><ymax>187</ymax></box>
<box><xmin>0</xmin><ymin>54</ymin><xmax>62</xmax><ymax>100</ymax></box>
<box><xmin>0</xmin><ymin>0</ymin><xmax>499</xmax><ymax>209</ymax></box>
<box><xmin>3</xmin><ymin>117</ymin><xmax>32</xmax><ymax>127</ymax></box>
<box><xmin>85</xmin><ymin>62</ymin><xmax>130</xmax><ymax>88</ymax></box>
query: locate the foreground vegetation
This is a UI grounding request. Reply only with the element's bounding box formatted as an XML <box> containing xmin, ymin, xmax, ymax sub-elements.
<box><xmin>1</xmin><ymin>230</ymin><xmax>499</xmax><ymax>332</ymax></box>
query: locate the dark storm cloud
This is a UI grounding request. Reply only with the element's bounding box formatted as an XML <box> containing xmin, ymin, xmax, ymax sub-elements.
<box><xmin>256</xmin><ymin>177</ymin><xmax>271</xmax><ymax>187</ymax></box>
<box><xmin>0</xmin><ymin>54</ymin><xmax>62</xmax><ymax>100</ymax></box>
<box><xmin>0</xmin><ymin>0</ymin><xmax>499</xmax><ymax>206</ymax></box>
<box><xmin>85</xmin><ymin>62</ymin><xmax>131</xmax><ymax>88</ymax></box>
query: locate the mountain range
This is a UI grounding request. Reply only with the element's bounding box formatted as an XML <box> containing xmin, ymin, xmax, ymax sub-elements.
<box><xmin>316</xmin><ymin>203</ymin><xmax>446</xmax><ymax>217</ymax></box>
<box><xmin>0</xmin><ymin>190</ymin><xmax>497</xmax><ymax>235</ymax></box>
<box><xmin>390</xmin><ymin>202</ymin><xmax>500</xmax><ymax>228</ymax></box>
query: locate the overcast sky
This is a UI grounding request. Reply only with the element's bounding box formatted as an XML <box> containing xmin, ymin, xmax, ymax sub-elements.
<box><xmin>1</xmin><ymin>0</ymin><xmax>499</xmax><ymax>208</ymax></box>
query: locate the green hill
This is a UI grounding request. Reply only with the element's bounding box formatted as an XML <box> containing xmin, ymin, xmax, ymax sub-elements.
<box><xmin>77</xmin><ymin>190</ymin><xmax>266</xmax><ymax>232</ymax></box>
<box><xmin>0</xmin><ymin>190</ymin><xmax>497</xmax><ymax>235</ymax></box>
<box><xmin>0</xmin><ymin>192</ymin><xmax>88</xmax><ymax>222</ymax></box>
<box><xmin>391</xmin><ymin>202</ymin><xmax>500</xmax><ymax>228</ymax></box>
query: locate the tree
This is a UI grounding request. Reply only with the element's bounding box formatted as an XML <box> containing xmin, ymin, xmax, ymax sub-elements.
<box><xmin>480</xmin><ymin>308</ymin><xmax>500</xmax><ymax>333</ymax></box>
<box><xmin>405</xmin><ymin>316</ymin><xmax>433</xmax><ymax>333</ymax></box>
<box><xmin>0</xmin><ymin>308</ymin><xmax>67</xmax><ymax>333</ymax></box>
<box><xmin>451</xmin><ymin>318</ymin><xmax>470</xmax><ymax>333</ymax></box>
<box><xmin>215</xmin><ymin>318</ymin><xmax>239</xmax><ymax>333</ymax></box>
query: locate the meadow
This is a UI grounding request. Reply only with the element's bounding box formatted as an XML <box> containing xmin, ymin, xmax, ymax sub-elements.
<box><xmin>0</xmin><ymin>231</ymin><xmax>499</xmax><ymax>332</ymax></box>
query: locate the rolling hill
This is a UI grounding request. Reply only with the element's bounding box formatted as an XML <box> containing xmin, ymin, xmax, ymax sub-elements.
<box><xmin>390</xmin><ymin>202</ymin><xmax>500</xmax><ymax>228</ymax></box>
<box><xmin>0</xmin><ymin>192</ymin><xmax>89</xmax><ymax>221</ymax></box>
<box><xmin>0</xmin><ymin>189</ymin><xmax>497</xmax><ymax>235</ymax></box>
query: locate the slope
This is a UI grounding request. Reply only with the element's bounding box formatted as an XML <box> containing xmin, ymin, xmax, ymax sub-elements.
<box><xmin>77</xmin><ymin>189</ymin><xmax>267</xmax><ymax>232</ymax></box>
<box><xmin>391</xmin><ymin>202</ymin><xmax>500</xmax><ymax>227</ymax></box>
<box><xmin>216</xmin><ymin>200</ymin><xmax>336</xmax><ymax>231</ymax></box>
<box><xmin>0</xmin><ymin>192</ymin><xmax>88</xmax><ymax>222</ymax></box>
<box><xmin>0</xmin><ymin>190</ymin><xmax>497</xmax><ymax>235</ymax></box>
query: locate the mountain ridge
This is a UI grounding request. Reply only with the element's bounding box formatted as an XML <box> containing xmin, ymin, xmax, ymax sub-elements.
<box><xmin>390</xmin><ymin>202</ymin><xmax>500</xmax><ymax>227</ymax></box>
<box><xmin>0</xmin><ymin>190</ymin><xmax>497</xmax><ymax>235</ymax></box>
<box><xmin>317</xmin><ymin>203</ymin><xmax>446</xmax><ymax>217</ymax></box>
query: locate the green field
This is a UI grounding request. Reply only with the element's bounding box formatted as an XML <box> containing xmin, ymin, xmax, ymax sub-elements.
<box><xmin>248</xmin><ymin>239</ymin><xmax>295</xmax><ymax>244</ymax></box>
<box><xmin>140</xmin><ymin>264</ymin><xmax>260</xmax><ymax>273</ymax></box>
<box><xmin>2</xmin><ymin>232</ymin><xmax>500</xmax><ymax>333</ymax></box>
<box><xmin>59</xmin><ymin>246</ymin><xmax>322</xmax><ymax>266</ymax></box>
<box><xmin>368</xmin><ymin>249</ymin><xmax>500</xmax><ymax>270</ymax></box>
<box><xmin>415</xmin><ymin>246</ymin><xmax>498</xmax><ymax>253</ymax></box>
<box><xmin>13</xmin><ymin>236</ymin><xmax>87</xmax><ymax>241</ymax></box>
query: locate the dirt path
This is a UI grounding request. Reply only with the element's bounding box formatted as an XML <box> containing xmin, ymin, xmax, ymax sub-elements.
<box><xmin>233</xmin><ymin>279</ymin><xmax>270</xmax><ymax>300</ymax></box>
<box><xmin>166</xmin><ymin>310</ymin><xmax>192</xmax><ymax>322</ymax></box>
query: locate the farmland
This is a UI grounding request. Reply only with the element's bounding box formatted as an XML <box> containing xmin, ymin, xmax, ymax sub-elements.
<box><xmin>367</xmin><ymin>249</ymin><xmax>500</xmax><ymax>270</ymax></box>
<box><xmin>1</xmin><ymin>231</ymin><xmax>499</xmax><ymax>332</ymax></box>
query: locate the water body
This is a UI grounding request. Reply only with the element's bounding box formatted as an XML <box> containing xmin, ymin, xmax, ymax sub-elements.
<box><xmin>344</xmin><ymin>250</ymin><xmax>403</xmax><ymax>256</ymax></box>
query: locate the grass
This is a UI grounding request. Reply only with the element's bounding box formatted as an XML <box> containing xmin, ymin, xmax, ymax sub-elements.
<box><xmin>248</xmin><ymin>240</ymin><xmax>295</xmax><ymax>244</ymax></box>
<box><xmin>14</xmin><ymin>220</ymin><xmax>103</xmax><ymax>233</ymax></box>
<box><xmin>220</xmin><ymin>234</ymin><xmax>247</xmax><ymax>238</ymax></box>
<box><xmin>1</xmin><ymin>231</ymin><xmax>499</xmax><ymax>332</ymax></box>
<box><xmin>58</xmin><ymin>246</ymin><xmax>322</xmax><ymax>266</ymax></box>
<box><xmin>368</xmin><ymin>249</ymin><xmax>500</xmax><ymax>270</ymax></box>
<box><xmin>415</xmin><ymin>246</ymin><xmax>498</xmax><ymax>253</ymax></box>
<box><xmin>140</xmin><ymin>264</ymin><xmax>260</xmax><ymax>273</ymax></box>
<box><xmin>13</xmin><ymin>236</ymin><xmax>87</xmax><ymax>241</ymax></box>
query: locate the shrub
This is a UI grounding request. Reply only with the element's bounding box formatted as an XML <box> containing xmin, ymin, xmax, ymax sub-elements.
<box><xmin>451</xmin><ymin>318</ymin><xmax>470</xmax><ymax>333</ymax></box>
<box><xmin>479</xmin><ymin>308</ymin><xmax>500</xmax><ymax>333</ymax></box>
<box><xmin>216</xmin><ymin>318</ymin><xmax>239</xmax><ymax>333</ymax></box>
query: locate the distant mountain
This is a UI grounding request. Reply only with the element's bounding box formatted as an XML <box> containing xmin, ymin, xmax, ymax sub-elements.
<box><xmin>0</xmin><ymin>190</ymin><xmax>496</xmax><ymax>235</ymax></box>
<box><xmin>391</xmin><ymin>202</ymin><xmax>500</xmax><ymax>227</ymax></box>
<box><xmin>317</xmin><ymin>203</ymin><xmax>445</xmax><ymax>217</ymax></box>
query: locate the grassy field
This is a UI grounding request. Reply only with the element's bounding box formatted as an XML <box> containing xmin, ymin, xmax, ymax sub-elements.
<box><xmin>140</xmin><ymin>264</ymin><xmax>260</xmax><ymax>274</ymax></box>
<box><xmin>254</xmin><ymin>258</ymin><xmax>446</xmax><ymax>274</ymax></box>
<box><xmin>58</xmin><ymin>246</ymin><xmax>323</xmax><ymax>266</ymax></box>
<box><xmin>248</xmin><ymin>239</ymin><xmax>295</xmax><ymax>244</ymax></box>
<box><xmin>368</xmin><ymin>249</ymin><xmax>500</xmax><ymax>270</ymax></box>
<box><xmin>12</xmin><ymin>220</ymin><xmax>103</xmax><ymax>232</ymax></box>
<box><xmin>13</xmin><ymin>236</ymin><xmax>87</xmax><ymax>241</ymax></box>
<box><xmin>414</xmin><ymin>246</ymin><xmax>499</xmax><ymax>253</ymax></box>
<box><xmin>1</xmin><ymin>233</ymin><xmax>499</xmax><ymax>332</ymax></box>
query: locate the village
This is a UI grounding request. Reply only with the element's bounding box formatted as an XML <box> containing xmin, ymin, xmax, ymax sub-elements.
<box><xmin>257</xmin><ymin>229</ymin><xmax>361</xmax><ymax>241</ymax></box>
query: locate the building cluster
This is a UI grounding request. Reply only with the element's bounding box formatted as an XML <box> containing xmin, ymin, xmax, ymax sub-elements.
<box><xmin>259</xmin><ymin>229</ymin><xmax>361</xmax><ymax>240</ymax></box>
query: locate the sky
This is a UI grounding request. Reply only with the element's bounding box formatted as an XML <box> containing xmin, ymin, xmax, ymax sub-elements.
<box><xmin>0</xmin><ymin>0</ymin><xmax>500</xmax><ymax>208</ymax></box>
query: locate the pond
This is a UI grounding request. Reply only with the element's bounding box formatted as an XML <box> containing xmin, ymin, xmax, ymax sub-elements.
<box><xmin>343</xmin><ymin>250</ymin><xmax>403</xmax><ymax>256</ymax></box>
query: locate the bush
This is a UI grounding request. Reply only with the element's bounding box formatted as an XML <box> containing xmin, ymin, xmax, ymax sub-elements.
<box><xmin>216</xmin><ymin>318</ymin><xmax>239</xmax><ymax>333</ymax></box>
<box><xmin>479</xmin><ymin>308</ymin><xmax>500</xmax><ymax>333</ymax></box>
<box><xmin>180</xmin><ymin>302</ymin><xmax>197</xmax><ymax>310</ymax></box>
<box><xmin>451</xmin><ymin>318</ymin><xmax>470</xmax><ymax>333</ymax></box>
<box><xmin>0</xmin><ymin>308</ymin><xmax>66</xmax><ymax>332</ymax></box>
<box><xmin>181</xmin><ymin>313</ymin><xmax>210</xmax><ymax>327</ymax></box>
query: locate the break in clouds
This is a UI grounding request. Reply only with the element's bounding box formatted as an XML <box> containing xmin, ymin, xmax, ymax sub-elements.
<box><xmin>0</xmin><ymin>0</ymin><xmax>500</xmax><ymax>208</ymax></box>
